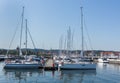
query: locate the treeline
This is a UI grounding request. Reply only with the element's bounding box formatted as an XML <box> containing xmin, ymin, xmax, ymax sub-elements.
<box><xmin>0</xmin><ymin>49</ymin><xmax>52</xmax><ymax>56</ymax></box>
<box><xmin>0</xmin><ymin>49</ymin><xmax>118</xmax><ymax>57</ymax></box>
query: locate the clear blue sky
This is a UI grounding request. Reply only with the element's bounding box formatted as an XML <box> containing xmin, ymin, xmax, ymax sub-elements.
<box><xmin>0</xmin><ymin>0</ymin><xmax>120</xmax><ymax>51</ymax></box>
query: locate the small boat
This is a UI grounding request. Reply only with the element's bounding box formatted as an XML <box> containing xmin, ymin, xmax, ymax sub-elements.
<box><xmin>98</xmin><ymin>58</ymin><xmax>109</xmax><ymax>63</ymax></box>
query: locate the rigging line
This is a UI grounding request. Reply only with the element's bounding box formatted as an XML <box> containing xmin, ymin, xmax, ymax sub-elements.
<box><xmin>27</xmin><ymin>27</ymin><xmax>37</xmax><ymax>52</ymax></box>
<box><xmin>6</xmin><ymin>17</ymin><xmax>21</xmax><ymax>56</ymax></box>
<box><xmin>83</xmin><ymin>15</ymin><xmax>93</xmax><ymax>50</ymax></box>
<box><xmin>84</xmin><ymin>39</ymin><xmax>88</xmax><ymax>51</ymax></box>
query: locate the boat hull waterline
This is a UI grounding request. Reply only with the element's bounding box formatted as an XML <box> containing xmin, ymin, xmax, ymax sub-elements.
<box><xmin>4</xmin><ymin>64</ymin><xmax>42</xmax><ymax>69</ymax></box>
<box><xmin>60</xmin><ymin>64</ymin><xmax>96</xmax><ymax>70</ymax></box>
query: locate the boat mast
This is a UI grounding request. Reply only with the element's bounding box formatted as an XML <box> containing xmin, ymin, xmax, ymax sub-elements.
<box><xmin>81</xmin><ymin>7</ymin><xmax>84</xmax><ymax>57</ymax></box>
<box><xmin>19</xmin><ymin>7</ymin><xmax>24</xmax><ymax>56</ymax></box>
<box><xmin>59</xmin><ymin>35</ymin><xmax>63</xmax><ymax>56</ymax></box>
<box><xmin>25</xmin><ymin>19</ymin><xmax>28</xmax><ymax>59</ymax></box>
<box><xmin>67</xmin><ymin>27</ymin><xmax>71</xmax><ymax>57</ymax></box>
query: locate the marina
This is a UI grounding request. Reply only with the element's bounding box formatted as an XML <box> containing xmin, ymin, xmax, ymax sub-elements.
<box><xmin>0</xmin><ymin>0</ymin><xmax>120</xmax><ymax>83</ymax></box>
<box><xmin>2</xmin><ymin>56</ymin><xmax>120</xmax><ymax>70</ymax></box>
<box><xmin>0</xmin><ymin>61</ymin><xmax>120</xmax><ymax>83</ymax></box>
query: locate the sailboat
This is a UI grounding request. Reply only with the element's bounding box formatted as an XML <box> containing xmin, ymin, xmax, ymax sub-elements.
<box><xmin>4</xmin><ymin>7</ymin><xmax>42</xmax><ymax>69</ymax></box>
<box><xmin>59</xmin><ymin>7</ymin><xmax>96</xmax><ymax>70</ymax></box>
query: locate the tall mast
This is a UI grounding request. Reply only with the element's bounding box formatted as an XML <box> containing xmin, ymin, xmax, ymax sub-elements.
<box><xmin>19</xmin><ymin>7</ymin><xmax>24</xmax><ymax>56</ymax></box>
<box><xmin>59</xmin><ymin>35</ymin><xmax>63</xmax><ymax>56</ymax></box>
<box><xmin>81</xmin><ymin>7</ymin><xmax>84</xmax><ymax>57</ymax></box>
<box><xmin>67</xmin><ymin>26</ymin><xmax>71</xmax><ymax>56</ymax></box>
<box><xmin>25</xmin><ymin>19</ymin><xmax>28</xmax><ymax>55</ymax></box>
<box><xmin>64</xmin><ymin>37</ymin><xmax>66</xmax><ymax>55</ymax></box>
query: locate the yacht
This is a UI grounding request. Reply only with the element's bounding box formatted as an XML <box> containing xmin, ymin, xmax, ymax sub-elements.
<box><xmin>4</xmin><ymin>7</ymin><xmax>42</xmax><ymax>69</ymax></box>
<box><xmin>59</xmin><ymin>7</ymin><xmax>96</xmax><ymax>70</ymax></box>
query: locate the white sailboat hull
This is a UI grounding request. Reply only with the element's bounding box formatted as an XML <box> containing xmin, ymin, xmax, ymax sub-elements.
<box><xmin>60</xmin><ymin>63</ymin><xmax>96</xmax><ymax>70</ymax></box>
<box><xmin>4</xmin><ymin>63</ymin><xmax>42</xmax><ymax>69</ymax></box>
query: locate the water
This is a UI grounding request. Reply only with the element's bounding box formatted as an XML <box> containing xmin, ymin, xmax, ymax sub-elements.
<box><xmin>0</xmin><ymin>62</ymin><xmax>120</xmax><ymax>83</ymax></box>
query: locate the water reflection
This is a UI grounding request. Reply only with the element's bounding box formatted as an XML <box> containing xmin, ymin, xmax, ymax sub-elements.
<box><xmin>61</xmin><ymin>70</ymin><xmax>96</xmax><ymax>75</ymax></box>
<box><xmin>1</xmin><ymin>62</ymin><xmax>120</xmax><ymax>83</ymax></box>
<box><xmin>59</xmin><ymin>70</ymin><xmax>96</xmax><ymax>83</ymax></box>
<box><xmin>3</xmin><ymin>69</ymin><xmax>44</xmax><ymax>83</ymax></box>
<box><xmin>3</xmin><ymin>68</ymin><xmax>96</xmax><ymax>83</ymax></box>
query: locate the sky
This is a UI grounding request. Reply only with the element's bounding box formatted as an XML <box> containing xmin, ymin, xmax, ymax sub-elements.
<box><xmin>0</xmin><ymin>0</ymin><xmax>120</xmax><ymax>51</ymax></box>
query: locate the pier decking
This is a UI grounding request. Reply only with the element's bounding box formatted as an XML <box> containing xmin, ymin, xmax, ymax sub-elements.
<box><xmin>39</xmin><ymin>58</ymin><xmax>57</xmax><ymax>70</ymax></box>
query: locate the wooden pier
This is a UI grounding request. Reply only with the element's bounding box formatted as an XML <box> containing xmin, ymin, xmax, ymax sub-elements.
<box><xmin>39</xmin><ymin>58</ymin><xmax>57</xmax><ymax>70</ymax></box>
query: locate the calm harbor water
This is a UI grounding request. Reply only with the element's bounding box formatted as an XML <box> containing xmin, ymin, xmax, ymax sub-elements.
<box><xmin>0</xmin><ymin>62</ymin><xmax>120</xmax><ymax>83</ymax></box>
